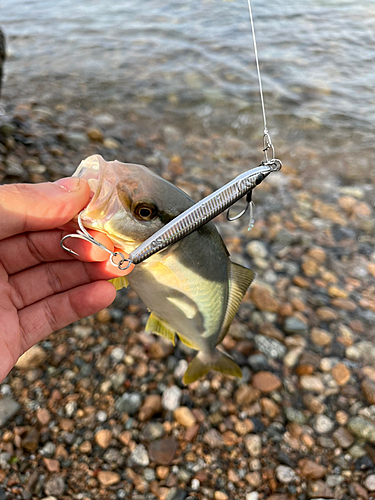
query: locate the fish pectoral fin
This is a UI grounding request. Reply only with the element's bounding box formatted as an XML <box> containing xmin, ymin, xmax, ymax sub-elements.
<box><xmin>216</xmin><ymin>262</ymin><xmax>256</xmax><ymax>345</ymax></box>
<box><xmin>145</xmin><ymin>313</ymin><xmax>176</xmax><ymax>345</ymax></box>
<box><xmin>182</xmin><ymin>349</ymin><xmax>242</xmax><ymax>385</ymax></box>
<box><xmin>109</xmin><ymin>276</ymin><xmax>129</xmax><ymax>291</ymax></box>
<box><xmin>176</xmin><ymin>333</ymin><xmax>199</xmax><ymax>351</ymax></box>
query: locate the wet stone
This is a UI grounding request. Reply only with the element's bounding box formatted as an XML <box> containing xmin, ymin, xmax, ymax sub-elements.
<box><xmin>115</xmin><ymin>392</ymin><xmax>142</xmax><ymax>415</ymax></box>
<box><xmin>284</xmin><ymin>317</ymin><xmax>308</xmax><ymax>335</ymax></box>
<box><xmin>15</xmin><ymin>345</ymin><xmax>47</xmax><ymax>369</ymax></box>
<box><xmin>203</xmin><ymin>429</ymin><xmax>224</xmax><ymax>448</ymax></box>
<box><xmin>284</xmin><ymin>407</ymin><xmax>307</xmax><ymax>425</ymax></box>
<box><xmin>333</xmin><ymin>427</ymin><xmax>354</xmax><ymax>448</ymax></box>
<box><xmin>252</xmin><ymin>371</ymin><xmax>281</xmax><ymax>393</ymax></box>
<box><xmin>244</xmin><ymin>435</ymin><xmax>262</xmax><ymax>457</ymax></box>
<box><xmin>355</xmin><ymin>456</ymin><xmax>374</xmax><ymax>471</ymax></box>
<box><xmin>275</xmin><ymin>465</ymin><xmax>297</xmax><ymax>484</ymax></box>
<box><xmin>142</xmin><ymin>422</ymin><xmax>165</xmax><ymax>441</ymax></box>
<box><xmin>44</xmin><ymin>477</ymin><xmax>65</xmax><ymax>497</ymax></box>
<box><xmin>98</xmin><ymin>471</ymin><xmax>121</xmax><ymax>486</ymax></box>
<box><xmin>348</xmin><ymin>417</ymin><xmax>375</xmax><ymax>443</ymax></box>
<box><xmin>0</xmin><ymin>398</ymin><xmax>20</xmax><ymax>427</ymax></box>
<box><xmin>247</xmin><ymin>354</ymin><xmax>270</xmax><ymax>372</ymax></box>
<box><xmin>254</xmin><ymin>335</ymin><xmax>286</xmax><ymax>359</ymax></box>
<box><xmin>162</xmin><ymin>385</ymin><xmax>182</xmax><ymax>411</ymax></box>
<box><xmin>364</xmin><ymin>475</ymin><xmax>375</xmax><ymax>492</ymax></box>
<box><xmin>362</xmin><ymin>378</ymin><xmax>375</xmax><ymax>405</ymax></box>
<box><xmin>299</xmin><ymin>459</ymin><xmax>326</xmax><ymax>480</ymax></box>
<box><xmin>148</xmin><ymin>437</ymin><xmax>178</xmax><ymax>465</ymax></box>
<box><xmin>128</xmin><ymin>444</ymin><xmax>149</xmax><ymax>467</ymax></box>
<box><xmin>314</xmin><ymin>415</ymin><xmax>334</xmax><ymax>434</ymax></box>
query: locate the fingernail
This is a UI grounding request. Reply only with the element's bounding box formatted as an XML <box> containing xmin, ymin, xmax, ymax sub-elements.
<box><xmin>54</xmin><ymin>177</ymin><xmax>81</xmax><ymax>192</ymax></box>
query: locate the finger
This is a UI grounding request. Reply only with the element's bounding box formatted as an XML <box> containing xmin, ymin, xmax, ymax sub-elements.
<box><xmin>9</xmin><ymin>259</ymin><xmax>125</xmax><ymax>309</ymax></box>
<box><xmin>0</xmin><ymin>229</ymin><xmax>116</xmax><ymax>275</ymax></box>
<box><xmin>102</xmin><ymin>247</ymin><xmax>135</xmax><ymax>276</ymax></box>
<box><xmin>19</xmin><ymin>281</ymin><xmax>117</xmax><ymax>353</ymax></box>
<box><xmin>0</xmin><ymin>178</ymin><xmax>90</xmax><ymax>240</ymax></box>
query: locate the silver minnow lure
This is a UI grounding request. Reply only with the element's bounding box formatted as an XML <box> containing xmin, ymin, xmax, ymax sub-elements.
<box><xmin>127</xmin><ymin>159</ymin><xmax>281</xmax><ymax>265</ymax></box>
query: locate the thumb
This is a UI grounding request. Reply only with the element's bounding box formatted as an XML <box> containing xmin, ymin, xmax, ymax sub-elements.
<box><xmin>0</xmin><ymin>177</ymin><xmax>91</xmax><ymax>240</ymax></box>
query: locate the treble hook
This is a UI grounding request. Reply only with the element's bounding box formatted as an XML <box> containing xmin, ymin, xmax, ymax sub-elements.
<box><xmin>60</xmin><ymin>212</ymin><xmax>133</xmax><ymax>271</ymax></box>
<box><xmin>227</xmin><ymin>191</ymin><xmax>255</xmax><ymax>230</ymax></box>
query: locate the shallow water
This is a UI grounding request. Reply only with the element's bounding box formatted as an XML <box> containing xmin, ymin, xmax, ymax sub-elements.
<box><xmin>2</xmin><ymin>0</ymin><xmax>375</xmax><ymax>180</ymax></box>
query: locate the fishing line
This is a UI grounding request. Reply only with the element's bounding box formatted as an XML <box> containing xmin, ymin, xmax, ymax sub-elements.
<box><xmin>246</xmin><ymin>0</ymin><xmax>275</xmax><ymax>162</ymax></box>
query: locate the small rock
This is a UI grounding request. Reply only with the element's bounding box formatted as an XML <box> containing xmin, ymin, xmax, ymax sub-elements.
<box><xmin>139</xmin><ymin>394</ymin><xmax>162</xmax><ymax>421</ymax></box>
<box><xmin>307</xmin><ymin>480</ymin><xmax>333</xmax><ymax>498</ymax></box>
<box><xmin>252</xmin><ymin>371</ymin><xmax>281</xmax><ymax>393</ymax></box>
<box><xmin>162</xmin><ymin>386</ymin><xmax>182</xmax><ymax>411</ymax></box>
<box><xmin>332</xmin><ymin>363</ymin><xmax>351</xmax><ymax>385</ymax></box>
<box><xmin>249</xmin><ymin>284</ymin><xmax>280</xmax><ymax>312</ymax></box>
<box><xmin>103</xmin><ymin>137</ymin><xmax>120</xmax><ymax>149</ymax></box>
<box><xmin>203</xmin><ymin>429</ymin><xmax>224</xmax><ymax>448</ymax></box>
<box><xmin>299</xmin><ymin>459</ymin><xmax>326</xmax><ymax>480</ymax></box>
<box><xmin>363</xmin><ymin>474</ymin><xmax>375</xmax><ymax>491</ymax></box>
<box><xmin>254</xmin><ymin>335</ymin><xmax>286</xmax><ymax>359</ymax></box>
<box><xmin>148</xmin><ymin>437</ymin><xmax>178</xmax><ymax>465</ymax></box>
<box><xmin>97</xmin><ymin>471</ymin><xmax>121</xmax><ymax>486</ymax></box>
<box><xmin>142</xmin><ymin>422</ymin><xmax>165</xmax><ymax>441</ymax></box>
<box><xmin>16</xmin><ymin>345</ymin><xmax>47</xmax><ymax>369</ymax></box>
<box><xmin>43</xmin><ymin>458</ymin><xmax>60</xmax><ymax>473</ymax></box>
<box><xmin>44</xmin><ymin>476</ymin><xmax>65</xmax><ymax>497</ymax></box>
<box><xmin>36</xmin><ymin>408</ymin><xmax>51</xmax><ymax>426</ymax></box>
<box><xmin>246</xmin><ymin>493</ymin><xmax>259</xmax><ymax>500</ymax></box>
<box><xmin>310</xmin><ymin>328</ymin><xmax>333</xmax><ymax>347</ymax></box>
<box><xmin>22</xmin><ymin>428</ymin><xmax>40</xmax><ymax>452</ymax></box>
<box><xmin>333</xmin><ymin>427</ymin><xmax>354</xmax><ymax>448</ymax></box>
<box><xmin>276</xmin><ymin>465</ymin><xmax>297</xmax><ymax>484</ymax></box>
<box><xmin>314</xmin><ymin>415</ymin><xmax>334</xmax><ymax>434</ymax></box>
<box><xmin>235</xmin><ymin>385</ymin><xmax>260</xmax><ymax>405</ymax></box>
<box><xmin>244</xmin><ymin>435</ymin><xmax>262</xmax><ymax>456</ymax></box>
<box><xmin>174</xmin><ymin>407</ymin><xmax>196</xmax><ymax>428</ymax></box>
<box><xmin>110</xmin><ymin>347</ymin><xmax>125</xmax><ymax>363</ymax></box>
<box><xmin>95</xmin><ymin>429</ymin><xmax>112</xmax><ymax>449</ymax></box>
<box><xmin>284</xmin><ymin>316</ymin><xmax>308</xmax><ymax>335</ymax></box>
<box><xmin>129</xmin><ymin>444</ymin><xmax>149</xmax><ymax>467</ymax></box>
<box><xmin>283</xmin><ymin>347</ymin><xmax>303</xmax><ymax>368</ymax></box>
<box><xmin>115</xmin><ymin>393</ymin><xmax>142</xmax><ymax>415</ymax></box>
<box><xmin>0</xmin><ymin>398</ymin><xmax>20</xmax><ymax>427</ymax></box>
<box><xmin>362</xmin><ymin>378</ymin><xmax>375</xmax><ymax>405</ymax></box>
<box><xmin>246</xmin><ymin>240</ymin><xmax>268</xmax><ymax>259</ymax></box>
<box><xmin>260</xmin><ymin>398</ymin><xmax>279</xmax><ymax>418</ymax></box>
<box><xmin>87</xmin><ymin>127</ymin><xmax>104</xmax><ymax>142</ymax></box>
<box><xmin>300</xmin><ymin>375</ymin><xmax>324</xmax><ymax>393</ymax></box>
<box><xmin>214</xmin><ymin>492</ymin><xmax>229</xmax><ymax>500</ymax></box>
<box><xmin>348</xmin><ymin>417</ymin><xmax>375</xmax><ymax>443</ymax></box>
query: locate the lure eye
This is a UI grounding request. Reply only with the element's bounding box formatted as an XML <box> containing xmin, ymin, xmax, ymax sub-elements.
<box><xmin>255</xmin><ymin>173</ymin><xmax>265</xmax><ymax>186</ymax></box>
<box><xmin>133</xmin><ymin>203</ymin><xmax>158</xmax><ymax>221</ymax></box>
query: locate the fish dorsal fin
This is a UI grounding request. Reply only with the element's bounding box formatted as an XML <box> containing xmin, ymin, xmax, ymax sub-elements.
<box><xmin>146</xmin><ymin>313</ymin><xmax>176</xmax><ymax>345</ymax></box>
<box><xmin>216</xmin><ymin>262</ymin><xmax>255</xmax><ymax>345</ymax></box>
<box><xmin>109</xmin><ymin>276</ymin><xmax>129</xmax><ymax>291</ymax></box>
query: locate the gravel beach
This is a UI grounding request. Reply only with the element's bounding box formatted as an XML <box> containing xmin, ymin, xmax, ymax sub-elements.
<box><xmin>0</xmin><ymin>96</ymin><xmax>375</xmax><ymax>500</ymax></box>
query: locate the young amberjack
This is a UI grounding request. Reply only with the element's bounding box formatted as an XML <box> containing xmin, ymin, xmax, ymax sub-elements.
<box><xmin>73</xmin><ymin>155</ymin><xmax>255</xmax><ymax>384</ymax></box>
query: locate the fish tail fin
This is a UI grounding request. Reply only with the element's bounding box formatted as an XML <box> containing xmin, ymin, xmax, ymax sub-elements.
<box><xmin>182</xmin><ymin>349</ymin><xmax>242</xmax><ymax>385</ymax></box>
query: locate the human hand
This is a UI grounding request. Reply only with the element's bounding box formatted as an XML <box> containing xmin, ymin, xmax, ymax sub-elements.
<box><xmin>0</xmin><ymin>177</ymin><xmax>133</xmax><ymax>382</ymax></box>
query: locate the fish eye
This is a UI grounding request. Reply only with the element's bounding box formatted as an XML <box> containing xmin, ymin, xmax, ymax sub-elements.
<box><xmin>133</xmin><ymin>202</ymin><xmax>158</xmax><ymax>221</ymax></box>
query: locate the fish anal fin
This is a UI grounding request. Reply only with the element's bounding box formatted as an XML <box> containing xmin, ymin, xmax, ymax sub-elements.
<box><xmin>183</xmin><ymin>349</ymin><xmax>242</xmax><ymax>385</ymax></box>
<box><xmin>146</xmin><ymin>313</ymin><xmax>176</xmax><ymax>345</ymax></box>
<box><xmin>177</xmin><ymin>333</ymin><xmax>199</xmax><ymax>351</ymax></box>
<box><xmin>217</xmin><ymin>262</ymin><xmax>255</xmax><ymax>345</ymax></box>
<box><xmin>109</xmin><ymin>276</ymin><xmax>129</xmax><ymax>291</ymax></box>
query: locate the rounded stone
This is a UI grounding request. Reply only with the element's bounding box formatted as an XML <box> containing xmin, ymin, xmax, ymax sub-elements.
<box><xmin>44</xmin><ymin>477</ymin><xmax>65</xmax><ymax>497</ymax></box>
<box><xmin>244</xmin><ymin>434</ymin><xmax>262</xmax><ymax>457</ymax></box>
<box><xmin>174</xmin><ymin>407</ymin><xmax>197</xmax><ymax>428</ymax></box>
<box><xmin>276</xmin><ymin>465</ymin><xmax>297</xmax><ymax>484</ymax></box>
<box><xmin>111</xmin><ymin>347</ymin><xmax>125</xmax><ymax>363</ymax></box>
<box><xmin>364</xmin><ymin>474</ymin><xmax>375</xmax><ymax>492</ymax></box>
<box><xmin>246</xmin><ymin>240</ymin><xmax>268</xmax><ymax>259</ymax></box>
<box><xmin>162</xmin><ymin>385</ymin><xmax>182</xmax><ymax>411</ymax></box>
<box><xmin>252</xmin><ymin>371</ymin><xmax>281</xmax><ymax>393</ymax></box>
<box><xmin>128</xmin><ymin>444</ymin><xmax>149</xmax><ymax>467</ymax></box>
<box><xmin>314</xmin><ymin>415</ymin><xmax>334</xmax><ymax>434</ymax></box>
<box><xmin>97</xmin><ymin>471</ymin><xmax>121</xmax><ymax>486</ymax></box>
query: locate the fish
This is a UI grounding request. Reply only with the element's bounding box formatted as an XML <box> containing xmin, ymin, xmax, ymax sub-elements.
<box><xmin>73</xmin><ymin>154</ymin><xmax>255</xmax><ymax>384</ymax></box>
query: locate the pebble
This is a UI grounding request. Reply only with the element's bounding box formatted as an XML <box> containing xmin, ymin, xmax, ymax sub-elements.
<box><xmin>115</xmin><ymin>392</ymin><xmax>142</xmax><ymax>415</ymax></box>
<box><xmin>142</xmin><ymin>421</ymin><xmax>165</xmax><ymax>441</ymax></box>
<box><xmin>246</xmin><ymin>493</ymin><xmax>259</xmax><ymax>500</ymax></box>
<box><xmin>95</xmin><ymin>429</ymin><xmax>112</xmax><ymax>448</ymax></box>
<box><xmin>249</xmin><ymin>284</ymin><xmax>280</xmax><ymax>312</ymax></box>
<box><xmin>364</xmin><ymin>474</ymin><xmax>375</xmax><ymax>491</ymax></box>
<box><xmin>244</xmin><ymin>435</ymin><xmax>262</xmax><ymax>456</ymax></box>
<box><xmin>128</xmin><ymin>444</ymin><xmax>150</xmax><ymax>467</ymax></box>
<box><xmin>174</xmin><ymin>407</ymin><xmax>196</xmax><ymax>427</ymax></box>
<box><xmin>314</xmin><ymin>415</ymin><xmax>334</xmax><ymax>434</ymax></box>
<box><xmin>362</xmin><ymin>378</ymin><xmax>375</xmax><ymax>404</ymax></box>
<box><xmin>299</xmin><ymin>459</ymin><xmax>327</xmax><ymax>479</ymax></box>
<box><xmin>0</xmin><ymin>398</ymin><xmax>20</xmax><ymax>427</ymax></box>
<box><xmin>214</xmin><ymin>492</ymin><xmax>228</xmax><ymax>500</ymax></box>
<box><xmin>110</xmin><ymin>347</ymin><xmax>125</xmax><ymax>363</ymax></box>
<box><xmin>252</xmin><ymin>371</ymin><xmax>281</xmax><ymax>393</ymax></box>
<box><xmin>97</xmin><ymin>471</ymin><xmax>121</xmax><ymax>486</ymax></box>
<box><xmin>44</xmin><ymin>477</ymin><xmax>65</xmax><ymax>497</ymax></box>
<box><xmin>36</xmin><ymin>408</ymin><xmax>51</xmax><ymax>426</ymax></box>
<box><xmin>162</xmin><ymin>385</ymin><xmax>182</xmax><ymax>411</ymax></box>
<box><xmin>254</xmin><ymin>335</ymin><xmax>286</xmax><ymax>359</ymax></box>
<box><xmin>332</xmin><ymin>362</ymin><xmax>351</xmax><ymax>385</ymax></box>
<box><xmin>203</xmin><ymin>429</ymin><xmax>224</xmax><ymax>448</ymax></box>
<box><xmin>276</xmin><ymin>465</ymin><xmax>297</xmax><ymax>484</ymax></box>
<box><xmin>148</xmin><ymin>437</ymin><xmax>178</xmax><ymax>465</ymax></box>
<box><xmin>246</xmin><ymin>240</ymin><xmax>268</xmax><ymax>259</ymax></box>
<box><xmin>350</xmin><ymin>417</ymin><xmax>375</xmax><ymax>444</ymax></box>
<box><xmin>284</xmin><ymin>316</ymin><xmax>308</xmax><ymax>335</ymax></box>
<box><xmin>15</xmin><ymin>345</ymin><xmax>47</xmax><ymax>369</ymax></box>
<box><xmin>333</xmin><ymin>427</ymin><xmax>354</xmax><ymax>448</ymax></box>
<box><xmin>299</xmin><ymin>375</ymin><xmax>325</xmax><ymax>393</ymax></box>
<box><xmin>311</xmin><ymin>327</ymin><xmax>333</xmax><ymax>346</ymax></box>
